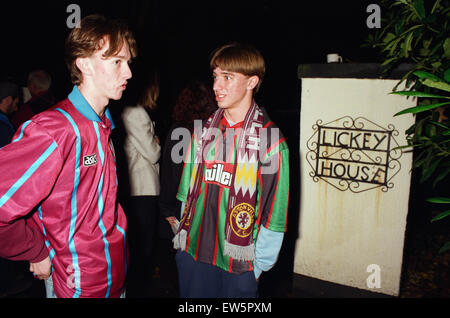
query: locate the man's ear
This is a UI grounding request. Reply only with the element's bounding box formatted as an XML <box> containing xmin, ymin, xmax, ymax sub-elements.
<box><xmin>75</xmin><ymin>57</ymin><xmax>93</xmax><ymax>77</ymax></box>
<box><xmin>247</xmin><ymin>75</ymin><xmax>259</xmax><ymax>91</ymax></box>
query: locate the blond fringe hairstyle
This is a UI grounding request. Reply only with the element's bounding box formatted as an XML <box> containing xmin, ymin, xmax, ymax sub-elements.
<box><xmin>209</xmin><ymin>42</ymin><xmax>265</xmax><ymax>93</ymax></box>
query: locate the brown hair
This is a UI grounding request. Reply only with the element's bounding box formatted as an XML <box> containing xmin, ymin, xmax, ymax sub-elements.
<box><xmin>172</xmin><ymin>80</ymin><xmax>217</xmax><ymax>130</ymax></box>
<box><xmin>139</xmin><ymin>71</ymin><xmax>159</xmax><ymax>111</ymax></box>
<box><xmin>209</xmin><ymin>42</ymin><xmax>265</xmax><ymax>92</ymax></box>
<box><xmin>65</xmin><ymin>14</ymin><xmax>137</xmax><ymax>85</ymax></box>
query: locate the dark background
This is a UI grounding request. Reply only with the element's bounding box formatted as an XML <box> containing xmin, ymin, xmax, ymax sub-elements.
<box><xmin>4</xmin><ymin>0</ymin><xmax>415</xmax><ymax>298</ymax></box>
<box><xmin>1</xmin><ymin>0</ymin><xmax>379</xmax><ymax>111</ymax></box>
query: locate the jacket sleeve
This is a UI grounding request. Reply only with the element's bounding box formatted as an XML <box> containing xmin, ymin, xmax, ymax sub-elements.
<box><xmin>122</xmin><ymin>106</ymin><xmax>161</xmax><ymax>164</ymax></box>
<box><xmin>0</xmin><ymin>120</ymin><xmax>63</xmax><ymax>262</ymax></box>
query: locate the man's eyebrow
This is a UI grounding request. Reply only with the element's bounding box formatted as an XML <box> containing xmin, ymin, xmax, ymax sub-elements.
<box><xmin>102</xmin><ymin>54</ymin><xmax>130</xmax><ymax>60</ymax></box>
<box><xmin>114</xmin><ymin>55</ymin><xmax>130</xmax><ymax>59</ymax></box>
<box><xmin>214</xmin><ymin>70</ymin><xmax>234</xmax><ymax>75</ymax></box>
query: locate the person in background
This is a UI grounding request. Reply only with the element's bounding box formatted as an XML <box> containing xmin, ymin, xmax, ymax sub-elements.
<box><xmin>0</xmin><ymin>14</ymin><xmax>137</xmax><ymax>298</ymax></box>
<box><xmin>0</xmin><ymin>80</ymin><xmax>30</xmax><ymax>298</ymax></box>
<box><xmin>161</xmin><ymin>80</ymin><xmax>217</xmax><ymax>233</ymax></box>
<box><xmin>157</xmin><ymin>80</ymin><xmax>216</xmax><ymax>296</ymax></box>
<box><xmin>0</xmin><ymin>81</ymin><xmax>19</xmax><ymax>147</ymax></box>
<box><xmin>121</xmin><ymin>71</ymin><xmax>161</xmax><ymax>297</ymax></box>
<box><xmin>11</xmin><ymin>70</ymin><xmax>55</xmax><ymax>129</ymax></box>
<box><xmin>172</xmin><ymin>43</ymin><xmax>290</xmax><ymax>298</ymax></box>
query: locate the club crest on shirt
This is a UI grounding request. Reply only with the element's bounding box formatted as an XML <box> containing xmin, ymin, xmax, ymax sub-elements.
<box><xmin>83</xmin><ymin>153</ymin><xmax>98</xmax><ymax>167</ymax></box>
<box><xmin>230</xmin><ymin>203</ymin><xmax>255</xmax><ymax>238</ymax></box>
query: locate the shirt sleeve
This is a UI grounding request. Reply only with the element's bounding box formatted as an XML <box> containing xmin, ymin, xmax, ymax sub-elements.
<box><xmin>254</xmin><ymin>225</ymin><xmax>285</xmax><ymax>279</ymax></box>
<box><xmin>0</xmin><ymin>120</ymin><xmax>63</xmax><ymax>262</ymax></box>
<box><xmin>253</xmin><ymin>138</ymin><xmax>289</xmax><ymax>277</ymax></box>
<box><xmin>257</xmin><ymin>144</ymin><xmax>290</xmax><ymax>232</ymax></box>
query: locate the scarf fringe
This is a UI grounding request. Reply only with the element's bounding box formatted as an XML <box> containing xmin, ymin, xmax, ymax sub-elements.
<box><xmin>172</xmin><ymin>229</ymin><xmax>187</xmax><ymax>251</ymax></box>
<box><xmin>224</xmin><ymin>240</ymin><xmax>255</xmax><ymax>262</ymax></box>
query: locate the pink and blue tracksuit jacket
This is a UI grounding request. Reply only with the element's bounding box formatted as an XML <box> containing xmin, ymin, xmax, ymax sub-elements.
<box><xmin>0</xmin><ymin>86</ymin><xmax>127</xmax><ymax>298</ymax></box>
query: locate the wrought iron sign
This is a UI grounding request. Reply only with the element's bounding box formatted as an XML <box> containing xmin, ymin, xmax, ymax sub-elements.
<box><xmin>306</xmin><ymin>116</ymin><xmax>403</xmax><ymax>193</ymax></box>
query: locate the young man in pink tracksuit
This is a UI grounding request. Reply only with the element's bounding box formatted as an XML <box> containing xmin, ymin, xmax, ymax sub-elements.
<box><xmin>0</xmin><ymin>14</ymin><xmax>136</xmax><ymax>298</ymax></box>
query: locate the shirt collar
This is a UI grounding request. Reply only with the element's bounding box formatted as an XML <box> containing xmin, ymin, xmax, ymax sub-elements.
<box><xmin>68</xmin><ymin>85</ymin><xmax>115</xmax><ymax>129</ymax></box>
<box><xmin>220</xmin><ymin>115</ymin><xmax>244</xmax><ymax>129</ymax></box>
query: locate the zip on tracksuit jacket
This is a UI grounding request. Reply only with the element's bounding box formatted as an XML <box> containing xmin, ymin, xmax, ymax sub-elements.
<box><xmin>0</xmin><ymin>86</ymin><xmax>127</xmax><ymax>298</ymax></box>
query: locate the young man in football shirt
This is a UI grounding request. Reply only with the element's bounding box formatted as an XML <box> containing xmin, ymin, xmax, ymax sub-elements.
<box><xmin>170</xmin><ymin>42</ymin><xmax>290</xmax><ymax>297</ymax></box>
<box><xmin>0</xmin><ymin>15</ymin><xmax>136</xmax><ymax>298</ymax></box>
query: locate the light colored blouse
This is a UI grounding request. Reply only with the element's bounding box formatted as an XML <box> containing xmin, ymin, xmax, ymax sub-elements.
<box><xmin>122</xmin><ymin>105</ymin><xmax>160</xmax><ymax>196</ymax></box>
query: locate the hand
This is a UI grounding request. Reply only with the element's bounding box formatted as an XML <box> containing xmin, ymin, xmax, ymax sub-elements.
<box><xmin>165</xmin><ymin>216</ymin><xmax>178</xmax><ymax>226</ymax></box>
<box><xmin>29</xmin><ymin>256</ymin><xmax>51</xmax><ymax>280</ymax></box>
<box><xmin>166</xmin><ymin>216</ymin><xmax>180</xmax><ymax>234</ymax></box>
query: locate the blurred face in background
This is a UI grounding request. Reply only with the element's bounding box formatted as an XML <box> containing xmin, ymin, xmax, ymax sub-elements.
<box><xmin>0</xmin><ymin>96</ymin><xmax>19</xmax><ymax>115</ymax></box>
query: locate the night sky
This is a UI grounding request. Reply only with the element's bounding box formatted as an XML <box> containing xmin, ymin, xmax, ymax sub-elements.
<box><xmin>0</xmin><ymin>2</ymin><xmax>381</xmax><ymax>236</ymax></box>
<box><xmin>1</xmin><ymin>0</ymin><xmax>380</xmax><ymax>112</ymax></box>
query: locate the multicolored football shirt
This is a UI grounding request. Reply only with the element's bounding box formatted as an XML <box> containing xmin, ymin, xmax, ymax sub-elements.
<box><xmin>0</xmin><ymin>86</ymin><xmax>127</xmax><ymax>298</ymax></box>
<box><xmin>176</xmin><ymin>110</ymin><xmax>290</xmax><ymax>274</ymax></box>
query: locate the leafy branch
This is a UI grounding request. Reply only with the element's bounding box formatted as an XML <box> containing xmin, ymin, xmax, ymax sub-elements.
<box><xmin>366</xmin><ymin>0</ymin><xmax>450</xmax><ymax>252</ymax></box>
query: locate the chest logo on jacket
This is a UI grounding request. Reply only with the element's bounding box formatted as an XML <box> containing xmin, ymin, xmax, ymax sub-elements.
<box><xmin>83</xmin><ymin>153</ymin><xmax>98</xmax><ymax>167</ymax></box>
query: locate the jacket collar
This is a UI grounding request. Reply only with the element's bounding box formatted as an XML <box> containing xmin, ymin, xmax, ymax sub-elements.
<box><xmin>68</xmin><ymin>85</ymin><xmax>115</xmax><ymax>129</ymax></box>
